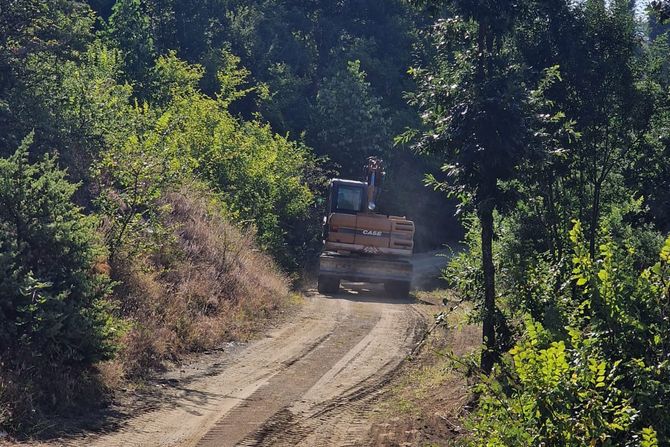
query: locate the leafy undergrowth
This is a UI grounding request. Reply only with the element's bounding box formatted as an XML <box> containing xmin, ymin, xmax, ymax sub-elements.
<box><xmin>369</xmin><ymin>290</ymin><xmax>479</xmax><ymax>447</ymax></box>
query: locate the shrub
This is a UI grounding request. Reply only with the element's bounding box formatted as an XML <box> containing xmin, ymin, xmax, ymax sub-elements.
<box><xmin>444</xmin><ymin>216</ymin><xmax>515</xmax><ymax>353</ymax></box>
<box><xmin>0</xmin><ymin>135</ymin><xmax>114</xmax><ymax>429</ymax></box>
<box><xmin>463</xmin><ymin>222</ymin><xmax>670</xmax><ymax>446</ymax></box>
<box><xmin>96</xmin><ymin>52</ymin><xmax>323</xmax><ymax>272</ymax></box>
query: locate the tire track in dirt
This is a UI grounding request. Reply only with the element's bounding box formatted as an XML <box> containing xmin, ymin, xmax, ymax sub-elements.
<box><xmin>197</xmin><ymin>307</ymin><xmax>380</xmax><ymax>447</ymax></box>
<box><xmin>238</xmin><ymin>302</ymin><xmax>426</xmax><ymax>447</ymax></box>
<box><xmin>190</xmin><ymin>289</ymin><xmax>426</xmax><ymax>447</ymax></box>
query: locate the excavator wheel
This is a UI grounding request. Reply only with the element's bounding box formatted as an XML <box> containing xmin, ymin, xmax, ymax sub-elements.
<box><xmin>384</xmin><ymin>280</ymin><xmax>411</xmax><ymax>299</ymax></box>
<box><xmin>318</xmin><ymin>275</ymin><xmax>340</xmax><ymax>295</ymax></box>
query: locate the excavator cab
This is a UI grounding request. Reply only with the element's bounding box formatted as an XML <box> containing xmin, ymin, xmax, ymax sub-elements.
<box><xmin>326</xmin><ymin>179</ymin><xmax>368</xmax><ymax>215</ymax></box>
<box><xmin>325</xmin><ymin>157</ymin><xmax>385</xmax><ymax>216</ymax></box>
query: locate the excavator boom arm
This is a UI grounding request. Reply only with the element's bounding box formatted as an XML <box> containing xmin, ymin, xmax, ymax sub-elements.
<box><xmin>364</xmin><ymin>157</ymin><xmax>384</xmax><ymax>211</ymax></box>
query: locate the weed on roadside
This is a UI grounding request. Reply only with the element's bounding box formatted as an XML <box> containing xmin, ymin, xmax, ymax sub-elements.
<box><xmin>369</xmin><ymin>290</ymin><xmax>479</xmax><ymax>447</ymax></box>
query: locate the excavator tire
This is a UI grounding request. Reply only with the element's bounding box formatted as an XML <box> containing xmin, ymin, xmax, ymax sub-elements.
<box><xmin>384</xmin><ymin>280</ymin><xmax>411</xmax><ymax>299</ymax></box>
<box><xmin>318</xmin><ymin>275</ymin><xmax>340</xmax><ymax>294</ymax></box>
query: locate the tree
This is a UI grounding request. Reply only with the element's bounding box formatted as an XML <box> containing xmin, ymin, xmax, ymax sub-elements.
<box><xmin>95</xmin><ymin>52</ymin><xmax>321</xmax><ymax>271</ymax></box>
<box><xmin>19</xmin><ymin>42</ymin><xmax>134</xmax><ymax>184</ymax></box>
<box><xmin>129</xmin><ymin>0</ymin><xmax>425</xmax><ymax>175</ymax></box>
<box><xmin>651</xmin><ymin>0</ymin><xmax>670</xmax><ymax>23</ymax></box>
<box><xmin>406</xmin><ymin>3</ymin><xmax>530</xmax><ymax>373</ymax></box>
<box><xmin>0</xmin><ymin>134</ymin><xmax>114</xmax><ymax>422</ymax></box>
<box><xmin>633</xmin><ymin>32</ymin><xmax>670</xmax><ymax>231</ymax></box>
<box><xmin>104</xmin><ymin>0</ymin><xmax>155</xmax><ymax>97</ymax></box>
<box><xmin>464</xmin><ymin>224</ymin><xmax>670</xmax><ymax>445</ymax></box>
<box><xmin>310</xmin><ymin>60</ymin><xmax>391</xmax><ymax>177</ymax></box>
<box><xmin>0</xmin><ymin>0</ymin><xmax>96</xmax><ymax>153</ymax></box>
<box><xmin>497</xmin><ymin>1</ymin><xmax>649</xmax><ymax>263</ymax></box>
<box><xmin>565</xmin><ymin>1</ymin><xmax>646</xmax><ymax>258</ymax></box>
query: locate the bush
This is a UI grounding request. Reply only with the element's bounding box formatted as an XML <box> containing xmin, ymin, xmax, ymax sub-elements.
<box><xmin>96</xmin><ymin>52</ymin><xmax>323</xmax><ymax>272</ymax></box>
<box><xmin>0</xmin><ymin>135</ymin><xmax>114</xmax><ymax>429</ymax></box>
<box><xmin>443</xmin><ymin>216</ymin><xmax>515</xmax><ymax>353</ymax></box>
<box><xmin>463</xmin><ymin>222</ymin><xmax>670</xmax><ymax>446</ymax></box>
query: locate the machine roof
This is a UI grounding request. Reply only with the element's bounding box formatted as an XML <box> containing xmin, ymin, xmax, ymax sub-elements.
<box><xmin>331</xmin><ymin>178</ymin><xmax>367</xmax><ymax>186</ymax></box>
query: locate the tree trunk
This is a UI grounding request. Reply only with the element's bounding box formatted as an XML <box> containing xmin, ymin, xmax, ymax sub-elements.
<box><xmin>479</xmin><ymin>199</ymin><xmax>496</xmax><ymax>374</ymax></box>
<box><xmin>589</xmin><ymin>182</ymin><xmax>601</xmax><ymax>259</ymax></box>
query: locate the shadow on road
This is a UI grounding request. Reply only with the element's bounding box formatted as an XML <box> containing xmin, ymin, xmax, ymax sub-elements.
<box><xmin>320</xmin><ymin>282</ymin><xmax>416</xmax><ymax>305</ymax></box>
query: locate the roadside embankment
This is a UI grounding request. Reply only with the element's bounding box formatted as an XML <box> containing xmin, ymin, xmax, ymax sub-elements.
<box><xmin>0</xmin><ymin>184</ymin><xmax>296</xmax><ymax>441</ymax></box>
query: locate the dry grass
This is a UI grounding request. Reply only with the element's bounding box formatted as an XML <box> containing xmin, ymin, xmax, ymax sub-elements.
<box><xmin>108</xmin><ymin>184</ymin><xmax>291</xmax><ymax>379</ymax></box>
<box><xmin>369</xmin><ymin>291</ymin><xmax>480</xmax><ymax>447</ymax></box>
<box><xmin>0</xmin><ymin>360</ymin><xmax>109</xmax><ymax>437</ymax></box>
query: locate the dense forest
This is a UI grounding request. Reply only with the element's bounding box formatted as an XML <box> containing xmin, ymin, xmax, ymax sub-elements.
<box><xmin>2</xmin><ymin>0</ymin><xmax>670</xmax><ymax>445</ymax></box>
<box><xmin>417</xmin><ymin>0</ymin><xmax>670</xmax><ymax>445</ymax></box>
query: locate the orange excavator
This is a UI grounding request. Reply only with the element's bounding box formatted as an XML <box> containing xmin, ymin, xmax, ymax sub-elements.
<box><xmin>318</xmin><ymin>157</ymin><xmax>415</xmax><ymax>298</ymax></box>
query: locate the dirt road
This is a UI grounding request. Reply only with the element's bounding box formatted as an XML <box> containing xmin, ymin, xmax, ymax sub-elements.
<box><xmin>62</xmin><ymin>253</ymin><xmax>447</xmax><ymax>447</ymax></box>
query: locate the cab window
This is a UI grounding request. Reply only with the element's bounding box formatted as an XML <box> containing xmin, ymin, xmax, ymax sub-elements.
<box><xmin>333</xmin><ymin>185</ymin><xmax>364</xmax><ymax>213</ymax></box>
